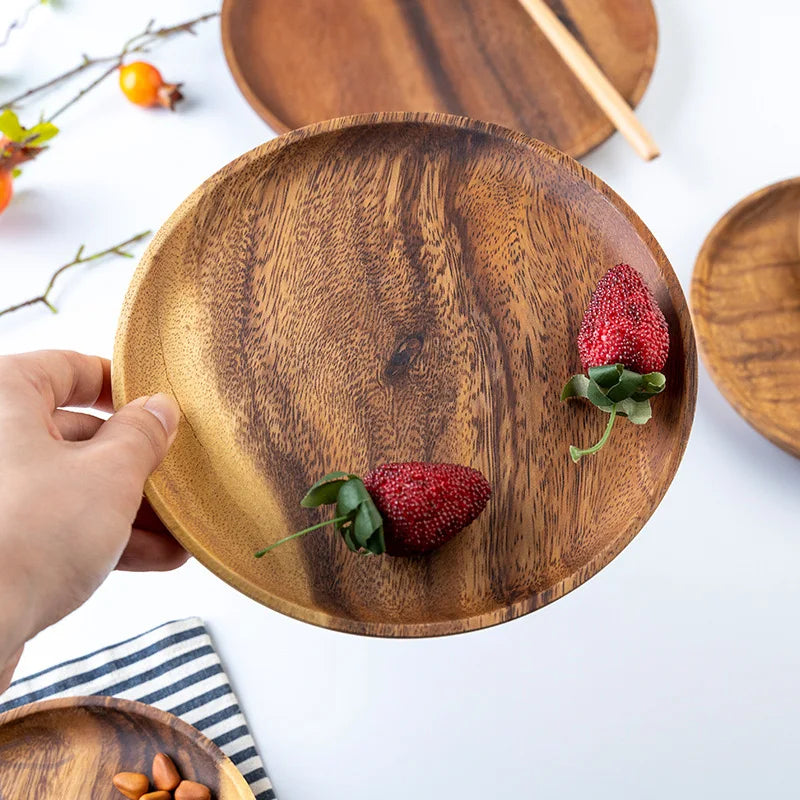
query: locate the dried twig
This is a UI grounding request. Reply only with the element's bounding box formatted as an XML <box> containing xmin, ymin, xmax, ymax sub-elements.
<box><xmin>0</xmin><ymin>0</ymin><xmax>43</xmax><ymax>48</ymax></box>
<box><xmin>0</xmin><ymin>10</ymin><xmax>219</xmax><ymax>121</ymax></box>
<box><xmin>46</xmin><ymin>62</ymin><xmax>121</xmax><ymax>123</ymax></box>
<box><xmin>0</xmin><ymin>231</ymin><xmax>151</xmax><ymax>318</ymax></box>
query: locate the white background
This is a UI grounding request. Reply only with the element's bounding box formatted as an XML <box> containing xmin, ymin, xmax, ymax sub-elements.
<box><xmin>2</xmin><ymin>1</ymin><xmax>800</xmax><ymax>798</ymax></box>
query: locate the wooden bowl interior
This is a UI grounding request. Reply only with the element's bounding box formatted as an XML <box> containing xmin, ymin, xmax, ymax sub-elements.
<box><xmin>221</xmin><ymin>0</ymin><xmax>657</xmax><ymax>158</ymax></box>
<box><xmin>0</xmin><ymin>697</ymin><xmax>253</xmax><ymax>799</ymax></box>
<box><xmin>114</xmin><ymin>115</ymin><xmax>695</xmax><ymax>636</ymax></box>
<box><xmin>693</xmin><ymin>178</ymin><xmax>800</xmax><ymax>457</ymax></box>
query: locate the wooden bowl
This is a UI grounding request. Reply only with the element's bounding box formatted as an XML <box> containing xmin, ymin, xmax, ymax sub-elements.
<box><xmin>0</xmin><ymin>696</ymin><xmax>254</xmax><ymax>799</ymax></box>
<box><xmin>692</xmin><ymin>178</ymin><xmax>800</xmax><ymax>458</ymax></box>
<box><xmin>113</xmin><ymin>112</ymin><xmax>696</xmax><ymax>637</ymax></box>
<box><xmin>221</xmin><ymin>0</ymin><xmax>658</xmax><ymax>159</ymax></box>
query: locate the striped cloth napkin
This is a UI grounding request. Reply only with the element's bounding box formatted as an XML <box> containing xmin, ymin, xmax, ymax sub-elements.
<box><xmin>0</xmin><ymin>617</ymin><xmax>274</xmax><ymax>800</ymax></box>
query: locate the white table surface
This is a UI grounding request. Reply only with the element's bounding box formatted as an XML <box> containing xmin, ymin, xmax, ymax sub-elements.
<box><xmin>3</xmin><ymin>1</ymin><xmax>800</xmax><ymax>797</ymax></box>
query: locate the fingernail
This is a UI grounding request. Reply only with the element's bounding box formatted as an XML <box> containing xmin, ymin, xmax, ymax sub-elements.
<box><xmin>143</xmin><ymin>393</ymin><xmax>180</xmax><ymax>438</ymax></box>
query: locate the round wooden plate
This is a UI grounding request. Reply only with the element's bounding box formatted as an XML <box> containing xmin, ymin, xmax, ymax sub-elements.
<box><xmin>0</xmin><ymin>696</ymin><xmax>255</xmax><ymax>799</ymax></box>
<box><xmin>221</xmin><ymin>0</ymin><xmax>658</xmax><ymax>159</ymax></box>
<box><xmin>692</xmin><ymin>178</ymin><xmax>800</xmax><ymax>458</ymax></box>
<box><xmin>113</xmin><ymin>112</ymin><xmax>696</xmax><ymax>638</ymax></box>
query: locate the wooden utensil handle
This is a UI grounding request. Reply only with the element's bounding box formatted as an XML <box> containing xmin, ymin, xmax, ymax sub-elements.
<box><xmin>517</xmin><ymin>0</ymin><xmax>660</xmax><ymax>161</ymax></box>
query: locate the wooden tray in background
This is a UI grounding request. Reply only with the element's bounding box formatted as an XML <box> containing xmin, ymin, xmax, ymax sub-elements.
<box><xmin>0</xmin><ymin>696</ymin><xmax>254</xmax><ymax>799</ymax></box>
<box><xmin>692</xmin><ymin>178</ymin><xmax>800</xmax><ymax>458</ymax></box>
<box><xmin>113</xmin><ymin>112</ymin><xmax>696</xmax><ymax>638</ymax></box>
<box><xmin>221</xmin><ymin>0</ymin><xmax>658</xmax><ymax>158</ymax></box>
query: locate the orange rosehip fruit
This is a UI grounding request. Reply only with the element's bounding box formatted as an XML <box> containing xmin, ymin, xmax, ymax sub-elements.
<box><xmin>0</xmin><ymin>170</ymin><xmax>12</xmax><ymax>214</ymax></box>
<box><xmin>119</xmin><ymin>61</ymin><xmax>183</xmax><ymax>110</ymax></box>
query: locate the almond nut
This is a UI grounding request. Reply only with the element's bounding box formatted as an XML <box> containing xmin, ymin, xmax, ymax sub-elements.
<box><xmin>175</xmin><ymin>779</ymin><xmax>212</xmax><ymax>800</ymax></box>
<box><xmin>112</xmin><ymin>772</ymin><xmax>150</xmax><ymax>799</ymax></box>
<box><xmin>140</xmin><ymin>792</ymin><xmax>172</xmax><ymax>800</ymax></box>
<box><xmin>152</xmin><ymin>752</ymin><xmax>181</xmax><ymax>791</ymax></box>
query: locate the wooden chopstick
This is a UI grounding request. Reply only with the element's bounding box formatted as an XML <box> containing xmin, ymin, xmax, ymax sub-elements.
<box><xmin>517</xmin><ymin>0</ymin><xmax>660</xmax><ymax>161</ymax></box>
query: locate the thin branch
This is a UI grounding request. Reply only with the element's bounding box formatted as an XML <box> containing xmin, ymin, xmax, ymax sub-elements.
<box><xmin>0</xmin><ymin>231</ymin><xmax>151</xmax><ymax>319</ymax></box>
<box><xmin>0</xmin><ymin>0</ymin><xmax>42</xmax><ymax>48</ymax></box>
<box><xmin>1</xmin><ymin>55</ymin><xmax>121</xmax><ymax>110</ymax></box>
<box><xmin>0</xmin><ymin>10</ymin><xmax>219</xmax><ymax>113</ymax></box>
<box><xmin>46</xmin><ymin>62</ymin><xmax>119</xmax><ymax>123</ymax></box>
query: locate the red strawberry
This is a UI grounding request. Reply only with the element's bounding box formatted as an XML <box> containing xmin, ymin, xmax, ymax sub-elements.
<box><xmin>256</xmin><ymin>462</ymin><xmax>491</xmax><ymax>557</ymax></box>
<box><xmin>562</xmin><ymin>264</ymin><xmax>669</xmax><ymax>463</ymax></box>
<box><xmin>577</xmin><ymin>263</ymin><xmax>669</xmax><ymax>374</ymax></box>
<box><xmin>363</xmin><ymin>462</ymin><xmax>491</xmax><ymax>555</ymax></box>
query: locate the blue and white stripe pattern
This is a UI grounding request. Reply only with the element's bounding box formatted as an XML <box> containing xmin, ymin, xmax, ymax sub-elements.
<box><xmin>0</xmin><ymin>617</ymin><xmax>274</xmax><ymax>800</ymax></box>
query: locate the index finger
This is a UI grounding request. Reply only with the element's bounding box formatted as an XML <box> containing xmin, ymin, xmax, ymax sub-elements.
<box><xmin>0</xmin><ymin>350</ymin><xmax>113</xmax><ymax>413</ymax></box>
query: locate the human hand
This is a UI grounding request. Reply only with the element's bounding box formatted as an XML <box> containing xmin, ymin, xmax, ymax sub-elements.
<box><xmin>0</xmin><ymin>350</ymin><xmax>188</xmax><ymax>690</ymax></box>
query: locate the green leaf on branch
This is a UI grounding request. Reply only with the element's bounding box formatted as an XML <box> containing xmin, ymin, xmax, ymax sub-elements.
<box><xmin>0</xmin><ymin>109</ymin><xmax>58</xmax><ymax>145</ymax></box>
<box><xmin>0</xmin><ymin>110</ymin><xmax>26</xmax><ymax>141</ymax></box>
<box><xmin>28</xmin><ymin>120</ymin><xmax>58</xmax><ymax>145</ymax></box>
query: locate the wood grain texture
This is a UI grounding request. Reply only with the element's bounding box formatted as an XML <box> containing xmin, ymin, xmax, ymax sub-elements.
<box><xmin>113</xmin><ymin>112</ymin><xmax>696</xmax><ymax>638</ymax></box>
<box><xmin>221</xmin><ymin>0</ymin><xmax>658</xmax><ymax>159</ymax></box>
<box><xmin>0</xmin><ymin>697</ymin><xmax>254</xmax><ymax>799</ymax></box>
<box><xmin>516</xmin><ymin>0</ymin><xmax>659</xmax><ymax>160</ymax></box>
<box><xmin>692</xmin><ymin>178</ymin><xmax>800</xmax><ymax>458</ymax></box>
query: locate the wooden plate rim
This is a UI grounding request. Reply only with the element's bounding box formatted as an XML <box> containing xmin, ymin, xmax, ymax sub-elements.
<box><xmin>114</xmin><ymin>110</ymin><xmax>697</xmax><ymax>638</ymax></box>
<box><xmin>0</xmin><ymin>695</ymin><xmax>256</xmax><ymax>798</ymax></box>
<box><xmin>219</xmin><ymin>0</ymin><xmax>659</xmax><ymax>159</ymax></box>
<box><xmin>691</xmin><ymin>176</ymin><xmax>800</xmax><ymax>459</ymax></box>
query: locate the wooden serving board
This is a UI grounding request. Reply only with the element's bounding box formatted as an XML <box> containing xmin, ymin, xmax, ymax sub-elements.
<box><xmin>221</xmin><ymin>0</ymin><xmax>658</xmax><ymax>158</ymax></box>
<box><xmin>113</xmin><ymin>112</ymin><xmax>696</xmax><ymax>637</ymax></box>
<box><xmin>693</xmin><ymin>178</ymin><xmax>800</xmax><ymax>458</ymax></box>
<box><xmin>0</xmin><ymin>696</ymin><xmax>254</xmax><ymax>799</ymax></box>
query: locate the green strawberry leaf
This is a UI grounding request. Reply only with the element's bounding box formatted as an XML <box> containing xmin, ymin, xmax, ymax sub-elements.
<box><xmin>341</xmin><ymin>524</ymin><xmax>359</xmax><ymax>552</ymax></box>
<box><xmin>300</xmin><ymin>471</ymin><xmax>351</xmax><ymax>507</ymax></box>
<box><xmin>366</xmin><ymin>527</ymin><xmax>386</xmax><ymax>555</ymax></box>
<box><xmin>631</xmin><ymin>373</ymin><xmax>666</xmax><ymax>401</ymax></box>
<box><xmin>606</xmin><ymin>369</ymin><xmax>644</xmax><ymax>402</ymax></box>
<box><xmin>618</xmin><ymin>397</ymin><xmax>652</xmax><ymax>424</ymax></box>
<box><xmin>339</xmin><ymin>499</ymin><xmax>385</xmax><ymax>554</ymax></box>
<box><xmin>336</xmin><ymin>478</ymin><xmax>371</xmax><ymax>517</ymax></box>
<box><xmin>588</xmin><ymin>363</ymin><xmax>623</xmax><ymax>388</ymax></box>
<box><xmin>363</xmin><ymin>498</ymin><xmax>383</xmax><ymax>532</ymax></box>
<box><xmin>587</xmin><ymin>379</ymin><xmax>615</xmax><ymax>409</ymax></box>
<box><xmin>640</xmin><ymin>372</ymin><xmax>666</xmax><ymax>395</ymax></box>
<box><xmin>561</xmin><ymin>374</ymin><xmax>590</xmax><ymax>401</ymax></box>
<box><xmin>354</xmin><ymin>502</ymin><xmax>377</xmax><ymax>547</ymax></box>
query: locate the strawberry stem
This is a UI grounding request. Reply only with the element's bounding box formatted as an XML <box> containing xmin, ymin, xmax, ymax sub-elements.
<box><xmin>569</xmin><ymin>404</ymin><xmax>618</xmax><ymax>463</ymax></box>
<box><xmin>255</xmin><ymin>515</ymin><xmax>351</xmax><ymax>557</ymax></box>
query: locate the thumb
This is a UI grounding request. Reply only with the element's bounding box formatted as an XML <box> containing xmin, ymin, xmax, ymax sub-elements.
<box><xmin>0</xmin><ymin>645</ymin><xmax>23</xmax><ymax>694</ymax></box>
<box><xmin>91</xmin><ymin>393</ymin><xmax>180</xmax><ymax>484</ymax></box>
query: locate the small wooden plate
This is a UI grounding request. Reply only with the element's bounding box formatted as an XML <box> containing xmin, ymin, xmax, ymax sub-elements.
<box><xmin>0</xmin><ymin>696</ymin><xmax>255</xmax><ymax>799</ymax></box>
<box><xmin>692</xmin><ymin>178</ymin><xmax>800</xmax><ymax>458</ymax></box>
<box><xmin>221</xmin><ymin>0</ymin><xmax>658</xmax><ymax>159</ymax></box>
<box><xmin>113</xmin><ymin>112</ymin><xmax>696</xmax><ymax>637</ymax></box>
